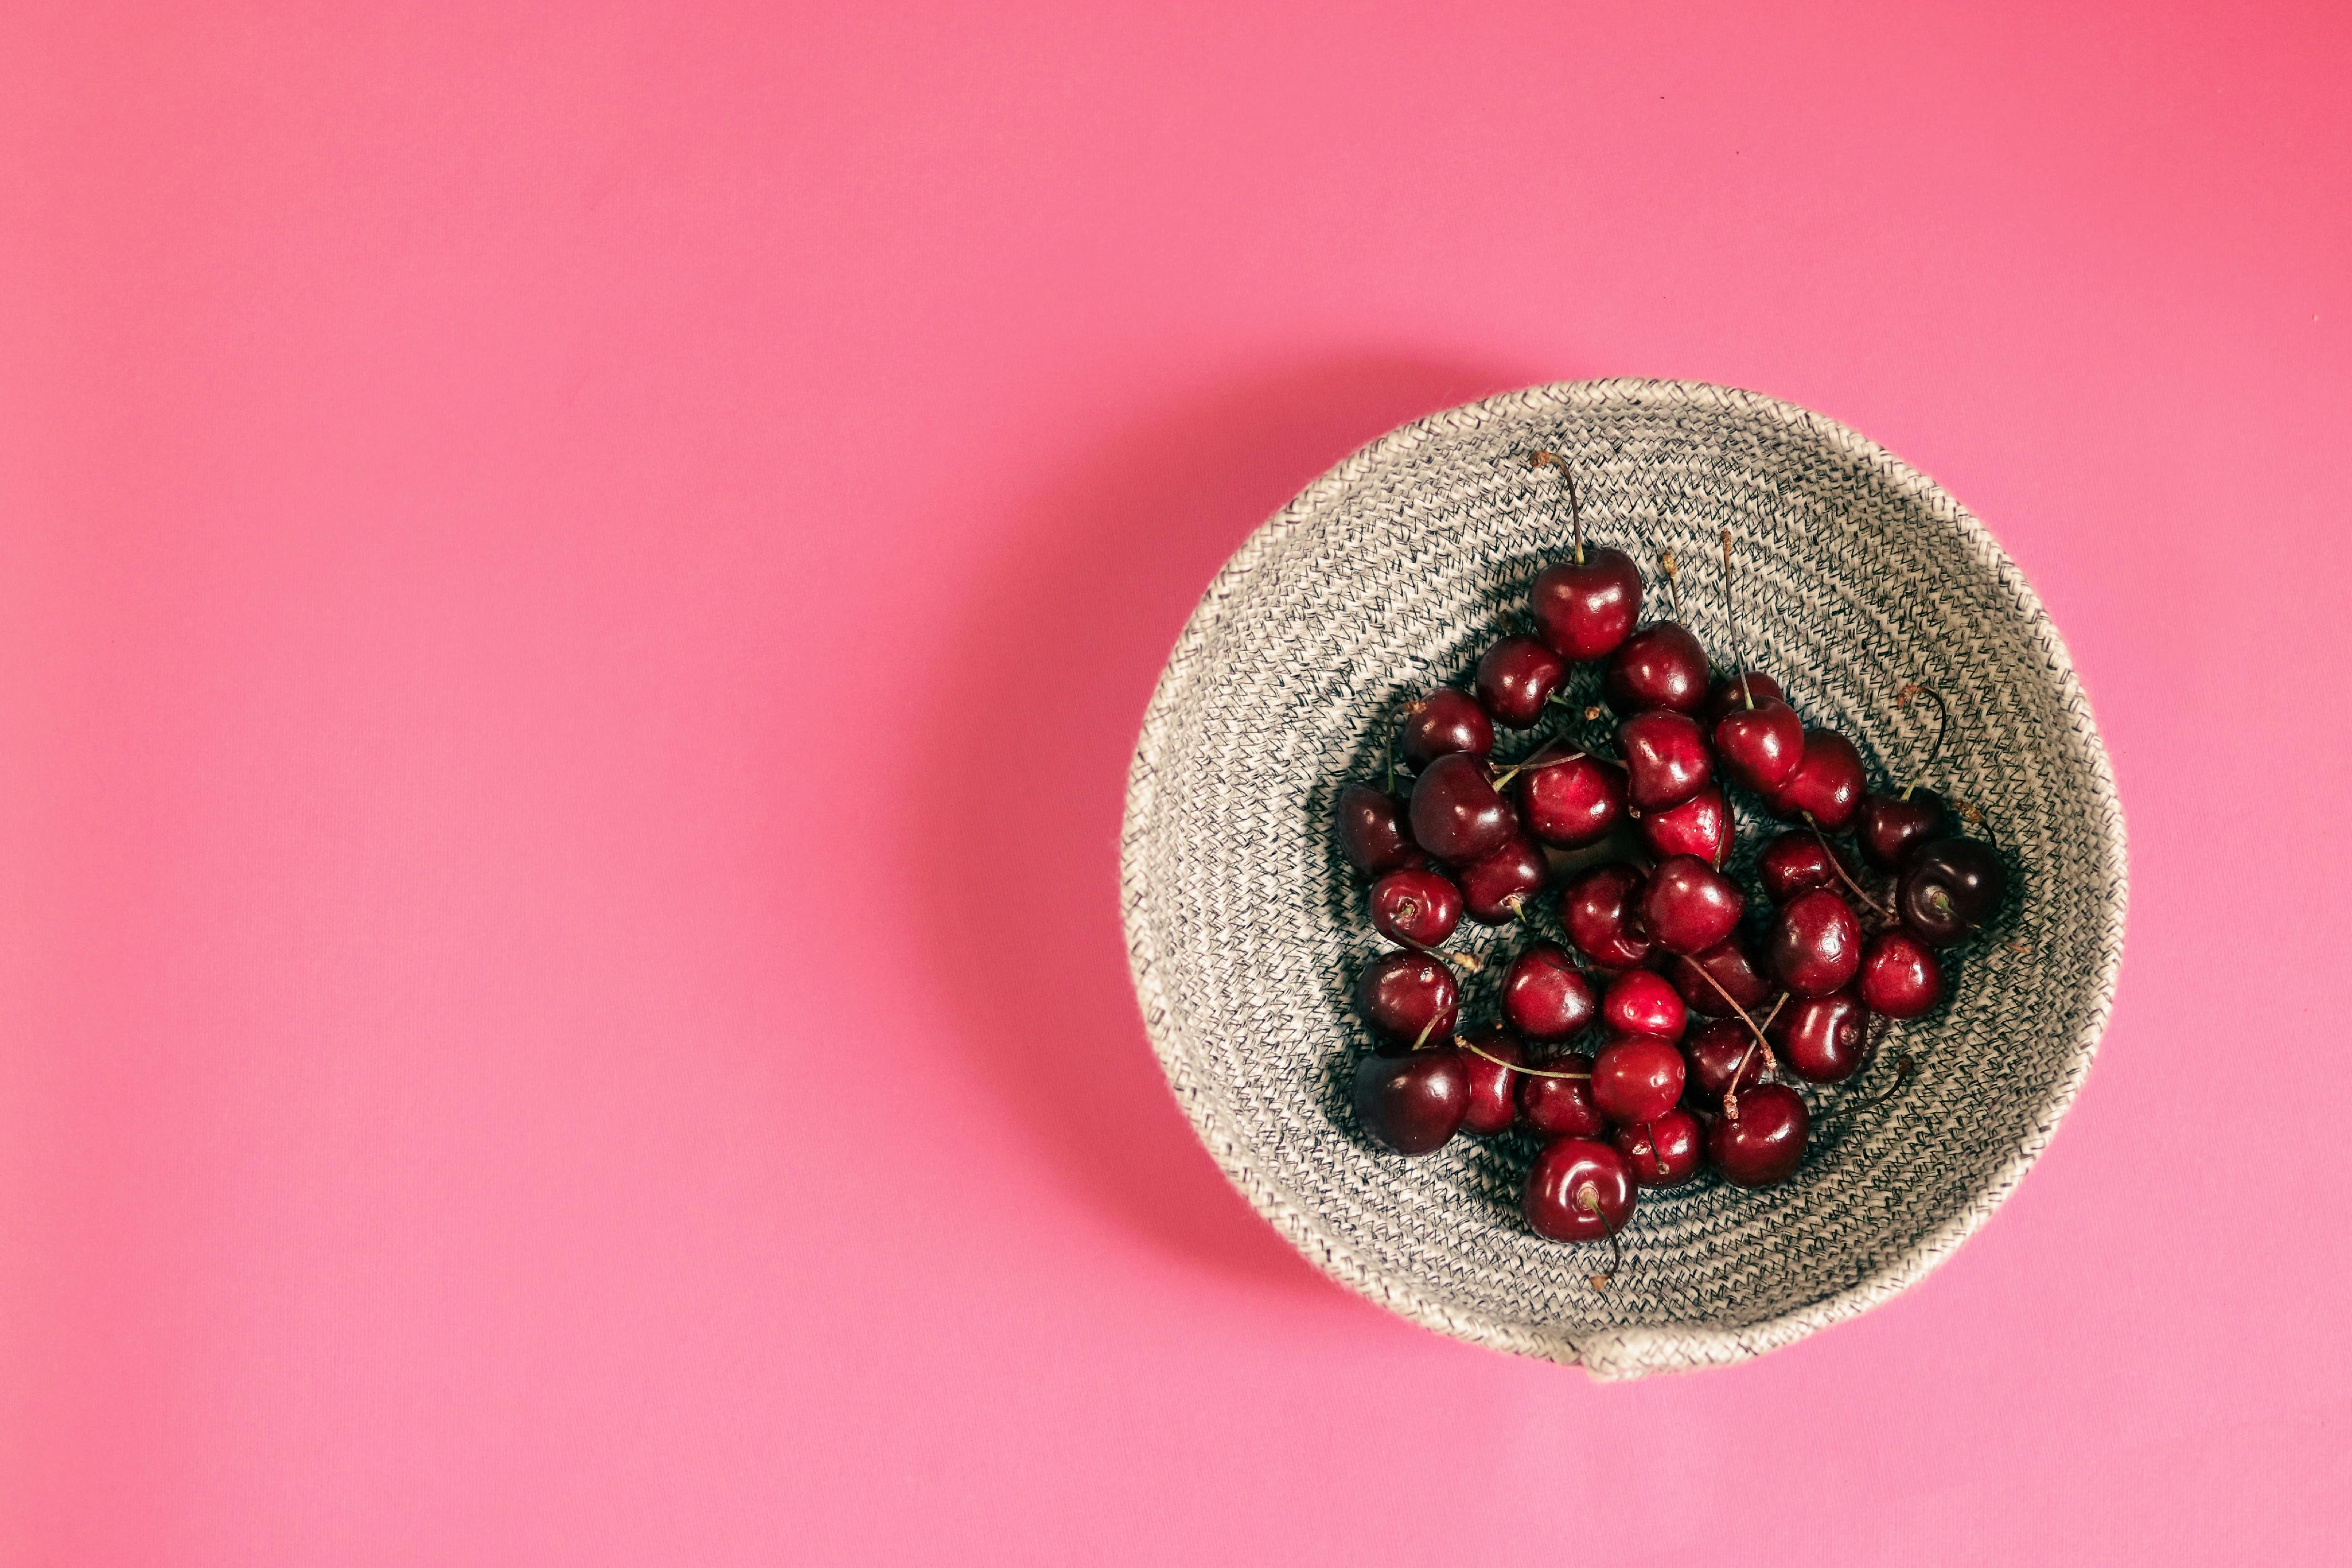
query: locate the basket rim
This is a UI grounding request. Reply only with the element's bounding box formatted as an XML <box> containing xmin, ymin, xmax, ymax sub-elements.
<box><xmin>1117</xmin><ymin>377</ymin><xmax>2129</xmax><ymax>1379</ymax></box>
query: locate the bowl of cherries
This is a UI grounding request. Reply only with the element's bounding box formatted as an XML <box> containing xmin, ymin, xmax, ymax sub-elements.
<box><xmin>1122</xmin><ymin>381</ymin><xmax>2125</xmax><ymax>1378</ymax></box>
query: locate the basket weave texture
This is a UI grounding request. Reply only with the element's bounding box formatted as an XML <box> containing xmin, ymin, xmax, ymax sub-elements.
<box><xmin>1118</xmin><ymin>380</ymin><xmax>2127</xmax><ymax>1378</ymax></box>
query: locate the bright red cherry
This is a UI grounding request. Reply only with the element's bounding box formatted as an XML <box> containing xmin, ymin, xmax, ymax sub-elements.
<box><xmin>1518</xmin><ymin>754</ymin><xmax>1627</xmax><ymax>848</ymax></box>
<box><xmin>1636</xmin><ymin>782</ymin><xmax>1730</xmax><ymax>867</ymax></box>
<box><xmin>1857</xmin><ymin>789</ymin><xmax>1950</xmax><ymax>871</ymax></box>
<box><xmin>1397</xmin><ymin>689</ymin><xmax>1493</xmax><ymax>768</ymax></box>
<box><xmin>1591</xmin><ymin>1035</ymin><xmax>1685</xmax><ymax>1124</ymax></box>
<box><xmin>1368</xmin><ymin>866</ymin><xmax>1461</xmax><ymax>948</ymax></box>
<box><xmin>1682</xmin><ymin>1018</ymin><xmax>1765</xmax><ymax>1108</ymax></box>
<box><xmin>1335</xmin><ymin>784</ymin><xmax>1426</xmax><ymax>877</ymax></box>
<box><xmin>1897</xmin><ymin>836</ymin><xmax>2008</xmax><ymax>946</ymax></box>
<box><xmin>1532</xmin><ymin>548</ymin><xmax>1643</xmax><ymax>663</ymax></box>
<box><xmin>1459</xmin><ymin>836</ymin><xmax>1547</xmax><ymax>924</ymax></box>
<box><xmin>1762</xmin><ymin>729</ymin><xmax>1866</xmax><ymax>831</ymax></box>
<box><xmin>1858</xmin><ymin>929</ymin><xmax>1944</xmax><ymax>1018</ymax></box>
<box><xmin>1641</xmin><ymin>855</ymin><xmax>1745</xmax><ymax>956</ymax></box>
<box><xmin>1475</xmin><ymin>635</ymin><xmax>1568</xmax><ymax>728</ymax></box>
<box><xmin>1769</xmin><ymin>887</ymin><xmax>1862</xmax><ymax>996</ymax></box>
<box><xmin>1456</xmin><ymin>1027</ymin><xmax>1526</xmax><ymax>1135</ymax></box>
<box><xmin>1713</xmin><ymin>697</ymin><xmax>1805</xmax><ymax>794</ymax></box>
<box><xmin>1524</xmin><ymin>1138</ymin><xmax>1636</xmax><ymax>1241</ymax></box>
<box><xmin>1560</xmin><ymin>863</ymin><xmax>1654</xmax><ymax>970</ymax></box>
<box><xmin>1665</xmin><ymin>936</ymin><xmax>1774</xmax><ymax>1019</ymax></box>
<box><xmin>1352</xmin><ymin>951</ymin><xmax>1460</xmax><ymax>1051</ymax></box>
<box><xmin>1500</xmin><ymin>943</ymin><xmax>1599</xmax><ymax>1040</ymax></box>
<box><xmin>1603</xmin><ymin>622</ymin><xmax>1710</xmax><ymax>715</ymax></box>
<box><xmin>1408</xmin><ymin>753</ymin><xmax>1513</xmax><ymax>866</ymax></box>
<box><xmin>1619</xmin><ymin>710</ymin><xmax>1714</xmax><ymax>811</ymax></box>
<box><xmin>1757</xmin><ymin>830</ymin><xmax>1854</xmax><ymax>904</ymax></box>
<box><xmin>1704</xmin><ymin>670</ymin><xmax>1786</xmax><ymax>725</ymax></box>
<box><xmin>1770</xmin><ymin>988</ymin><xmax>1872</xmax><ymax>1083</ymax></box>
<box><xmin>1615</xmin><ymin>1108</ymin><xmax>1704</xmax><ymax>1188</ymax></box>
<box><xmin>1602</xmin><ymin>968</ymin><xmax>1688</xmax><ymax>1040</ymax></box>
<box><xmin>1517</xmin><ymin>1052</ymin><xmax>1606</xmax><ymax>1137</ymax></box>
<box><xmin>1709</xmin><ymin>1083</ymin><xmax>1809</xmax><ymax>1186</ymax></box>
<box><xmin>1352</xmin><ymin>1048</ymin><xmax>1470</xmax><ymax>1155</ymax></box>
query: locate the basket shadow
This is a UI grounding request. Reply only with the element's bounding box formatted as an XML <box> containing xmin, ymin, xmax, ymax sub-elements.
<box><xmin>906</xmin><ymin>351</ymin><xmax>1544</xmax><ymax>1290</ymax></box>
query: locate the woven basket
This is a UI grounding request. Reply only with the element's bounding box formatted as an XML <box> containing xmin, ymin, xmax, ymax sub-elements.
<box><xmin>1120</xmin><ymin>379</ymin><xmax>2126</xmax><ymax>1378</ymax></box>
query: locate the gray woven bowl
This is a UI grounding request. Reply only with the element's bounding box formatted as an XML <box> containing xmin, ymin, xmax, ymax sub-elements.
<box><xmin>1120</xmin><ymin>379</ymin><xmax>2126</xmax><ymax>1378</ymax></box>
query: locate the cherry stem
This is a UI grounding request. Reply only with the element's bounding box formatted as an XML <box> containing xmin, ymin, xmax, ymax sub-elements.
<box><xmin>1718</xmin><ymin>994</ymin><xmax>1786</xmax><ymax>1124</ymax></box>
<box><xmin>1641</xmin><ymin>1121</ymin><xmax>1668</xmax><ymax>1179</ymax></box>
<box><xmin>1574</xmin><ymin>1181</ymin><xmax>1620</xmax><ymax>1289</ymax></box>
<box><xmin>1720</xmin><ymin>529</ymin><xmax>1756</xmax><ymax>711</ymax></box>
<box><xmin>1690</xmin><ymin>964</ymin><xmax>1780</xmax><ymax>1071</ymax></box>
<box><xmin>1530</xmin><ymin>450</ymin><xmax>1583</xmax><ymax>565</ymax></box>
<box><xmin>1456</xmin><ymin>1036</ymin><xmax>1587</xmax><ymax>1080</ymax></box>
<box><xmin>1491</xmin><ymin>741</ymin><xmax>1588</xmax><ymax>789</ymax></box>
<box><xmin>1893</xmin><ymin>683</ymin><xmax>1950</xmax><ymax>798</ymax></box>
<box><xmin>1817</xmin><ymin>1052</ymin><xmax>1918</xmax><ymax>1123</ymax></box>
<box><xmin>1409</xmin><ymin>943</ymin><xmax>1483</xmax><ymax>975</ymax></box>
<box><xmin>1409</xmin><ymin>1014</ymin><xmax>1441</xmax><ymax>1051</ymax></box>
<box><xmin>1661</xmin><ymin>549</ymin><xmax>1685</xmax><ymax>623</ymax></box>
<box><xmin>1804</xmin><ymin>815</ymin><xmax>1895</xmax><ymax>919</ymax></box>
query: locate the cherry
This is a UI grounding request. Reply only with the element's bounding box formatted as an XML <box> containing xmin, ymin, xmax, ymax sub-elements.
<box><xmin>1459</xmin><ymin>836</ymin><xmax>1548</xmax><ymax>924</ymax></box>
<box><xmin>1456</xmin><ymin>1027</ymin><xmax>1526</xmax><ymax>1136</ymax></box>
<box><xmin>1713</xmin><ymin>697</ymin><xmax>1805</xmax><ymax>795</ymax></box>
<box><xmin>1603</xmin><ymin>622</ymin><xmax>1710</xmax><ymax>715</ymax></box>
<box><xmin>1641</xmin><ymin>855</ymin><xmax>1745</xmax><ymax>956</ymax></box>
<box><xmin>1560</xmin><ymin>862</ymin><xmax>1654</xmax><ymax>970</ymax></box>
<box><xmin>1618</xmin><ymin>709</ymin><xmax>1714</xmax><ymax>812</ymax></box>
<box><xmin>1897</xmin><ymin>836</ymin><xmax>2007</xmax><ymax>946</ymax></box>
<box><xmin>1635</xmin><ymin>782</ymin><xmax>1731</xmax><ymax>867</ymax></box>
<box><xmin>1704</xmin><ymin>670</ymin><xmax>1786</xmax><ymax>725</ymax></box>
<box><xmin>1770</xmin><ymin>988</ymin><xmax>1872</xmax><ymax>1083</ymax></box>
<box><xmin>1475</xmin><ymin>635</ymin><xmax>1567</xmax><ymax>728</ymax></box>
<box><xmin>1352</xmin><ymin>1048</ymin><xmax>1470</xmax><ymax>1155</ymax></box>
<box><xmin>1708</xmin><ymin>1082</ymin><xmax>1809</xmax><ymax>1186</ymax></box>
<box><xmin>1518</xmin><ymin>754</ymin><xmax>1627</xmax><ymax>848</ymax></box>
<box><xmin>1524</xmin><ymin>1137</ymin><xmax>1636</xmax><ymax>1241</ymax></box>
<box><xmin>1768</xmin><ymin>887</ymin><xmax>1863</xmax><ymax>997</ymax></box>
<box><xmin>1532</xmin><ymin>549</ymin><xmax>1643</xmax><ymax>662</ymax></box>
<box><xmin>1591</xmin><ymin>1035</ymin><xmax>1685</xmax><ymax>1124</ymax></box>
<box><xmin>1335</xmin><ymin>784</ymin><xmax>1425</xmax><ymax>877</ymax></box>
<box><xmin>1500</xmin><ymin>942</ymin><xmax>1599</xmax><ymax>1039</ymax></box>
<box><xmin>1762</xmin><ymin>729</ymin><xmax>1866</xmax><ymax>831</ymax></box>
<box><xmin>1602</xmin><ymin>968</ymin><xmax>1688</xmax><ymax>1040</ymax></box>
<box><xmin>1757</xmin><ymin>830</ymin><xmax>1855</xmax><ymax>904</ymax></box>
<box><xmin>1615</xmin><ymin>1109</ymin><xmax>1704</xmax><ymax>1188</ymax></box>
<box><xmin>1683</xmin><ymin>1018</ymin><xmax>1765</xmax><ymax>1108</ymax></box>
<box><xmin>1398</xmin><ymin>689</ymin><xmax>1494</xmax><ymax>768</ymax></box>
<box><xmin>1665</xmin><ymin>935</ymin><xmax>1774</xmax><ymax>1019</ymax></box>
<box><xmin>1517</xmin><ymin>1051</ymin><xmax>1606</xmax><ymax>1137</ymax></box>
<box><xmin>1857</xmin><ymin>789</ymin><xmax>1950</xmax><ymax>871</ymax></box>
<box><xmin>1367</xmin><ymin>866</ymin><xmax>1461</xmax><ymax>948</ymax></box>
<box><xmin>1858</xmin><ymin>928</ymin><xmax>1944</xmax><ymax>1018</ymax></box>
<box><xmin>1352</xmin><ymin>951</ymin><xmax>1460</xmax><ymax>1050</ymax></box>
<box><xmin>1408</xmin><ymin>753</ymin><xmax>1513</xmax><ymax>865</ymax></box>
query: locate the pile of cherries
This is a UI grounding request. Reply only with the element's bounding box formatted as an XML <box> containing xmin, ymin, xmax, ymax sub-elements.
<box><xmin>1336</xmin><ymin>453</ymin><xmax>2010</xmax><ymax>1282</ymax></box>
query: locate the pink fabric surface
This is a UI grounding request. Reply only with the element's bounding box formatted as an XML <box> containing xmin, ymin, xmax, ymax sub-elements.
<box><xmin>4</xmin><ymin>3</ymin><xmax>2347</xmax><ymax>1562</ymax></box>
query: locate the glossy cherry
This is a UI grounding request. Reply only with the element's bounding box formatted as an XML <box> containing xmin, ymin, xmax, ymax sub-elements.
<box><xmin>1603</xmin><ymin>622</ymin><xmax>1710</xmax><ymax>715</ymax></box>
<box><xmin>1615</xmin><ymin>1108</ymin><xmax>1704</xmax><ymax>1188</ymax></box>
<box><xmin>1456</xmin><ymin>1027</ymin><xmax>1526</xmax><ymax>1136</ymax></box>
<box><xmin>1619</xmin><ymin>710</ymin><xmax>1714</xmax><ymax>812</ymax></box>
<box><xmin>1517</xmin><ymin>1052</ymin><xmax>1606</xmax><ymax>1137</ymax></box>
<box><xmin>1770</xmin><ymin>988</ymin><xmax>1872</xmax><ymax>1083</ymax></box>
<box><xmin>1500</xmin><ymin>943</ymin><xmax>1599</xmax><ymax>1040</ymax></box>
<box><xmin>1474</xmin><ymin>635</ymin><xmax>1567</xmax><ymax>728</ymax></box>
<box><xmin>1682</xmin><ymin>1018</ymin><xmax>1765</xmax><ymax>1108</ymax></box>
<box><xmin>1858</xmin><ymin>928</ymin><xmax>1944</xmax><ymax>1018</ymax></box>
<box><xmin>1666</xmin><ymin>936</ymin><xmax>1774</xmax><ymax>1019</ymax></box>
<box><xmin>1459</xmin><ymin>836</ymin><xmax>1548</xmax><ymax>924</ymax></box>
<box><xmin>1524</xmin><ymin>1138</ymin><xmax>1636</xmax><ymax>1241</ymax></box>
<box><xmin>1602</xmin><ymin>968</ymin><xmax>1688</xmax><ymax>1041</ymax></box>
<box><xmin>1518</xmin><ymin>754</ymin><xmax>1627</xmax><ymax>848</ymax></box>
<box><xmin>1857</xmin><ymin>789</ymin><xmax>1950</xmax><ymax>871</ymax></box>
<box><xmin>1757</xmin><ymin>830</ymin><xmax>1854</xmax><ymax>904</ymax></box>
<box><xmin>1560</xmin><ymin>862</ymin><xmax>1654</xmax><ymax>970</ymax></box>
<box><xmin>1713</xmin><ymin>696</ymin><xmax>1805</xmax><ymax>794</ymax></box>
<box><xmin>1709</xmin><ymin>1082</ymin><xmax>1809</xmax><ymax>1186</ymax></box>
<box><xmin>1591</xmin><ymin>1035</ymin><xmax>1685</xmax><ymax>1124</ymax></box>
<box><xmin>1335</xmin><ymin>784</ymin><xmax>1425</xmax><ymax>877</ymax></box>
<box><xmin>1367</xmin><ymin>866</ymin><xmax>1461</xmax><ymax>948</ymax></box>
<box><xmin>1641</xmin><ymin>855</ymin><xmax>1745</xmax><ymax>956</ymax></box>
<box><xmin>1352</xmin><ymin>1048</ymin><xmax>1470</xmax><ymax>1155</ymax></box>
<box><xmin>1762</xmin><ymin>728</ymin><xmax>1866</xmax><ymax>831</ymax></box>
<box><xmin>1408</xmin><ymin>752</ymin><xmax>1513</xmax><ymax>866</ymax></box>
<box><xmin>1398</xmin><ymin>689</ymin><xmax>1493</xmax><ymax>768</ymax></box>
<box><xmin>1531</xmin><ymin>548</ymin><xmax>1643</xmax><ymax>662</ymax></box>
<box><xmin>1704</xmin><ymin>670</ymin><xmax>1786</xmax><ymax>725</ymax></box>
<box><xmin>1636</xmin><ymin>782</ymin><xmax>1731</xmax><ymax>867</ymax></box>
<box><xmin>1897</xmin><ymin>836</ymin><xmax>2008</xmax><ymax>946</ymax></box>
<box><xmin>1352</xmin><ymin>951</ymin><xmax>1460</xmax><ymax>1050</ymax></box>
<box><xmin>1769</xmin><ymin>887</ymin><xmax>1863</xmax><ymax>997</ymax></box>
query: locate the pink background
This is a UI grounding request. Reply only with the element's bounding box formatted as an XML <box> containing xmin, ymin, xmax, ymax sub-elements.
<box><xmin>4</xmin><ymin>3</ymin><xmax>2348</xmax><ymax>1562</ymax></box>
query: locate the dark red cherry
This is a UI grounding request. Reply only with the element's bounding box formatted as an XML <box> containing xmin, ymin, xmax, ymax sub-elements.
<box><xmin>1713</xmin><ymin>697</ymin><xmax>1805</xmax><ymax>794</ymax></box>
<box><xmin>1456</xmin><ymin>1027</ymin><xmax>1526</xmax><ymax>1136</ymax></box>
<box><xmin>1398</xmin><ymin>689</ymin><xmax>1494</xmax><ymax>768</ymax></box>
<box><xmin>1770</xmin><ymin>988</ymin><xmax>1872</xmax><ymax>1083</ymax></box>
<box><xmin>1518</xmin><ymin>754</ymin><xmax>1627</xmax><ymax>848</ymax></box>
<box><xmin>1619</xmin><ymin>709</ymin><xmax>1714</xmax><ymax>812</ymax></box>
<box><xmin>1517</xmin><ymin>1052</ymin><xmax>1605</xmax><ymax>1137</ymax></box>
<box><xmin>1591</xmin><ymin>1035</ymin><xmax>1685</xmax><ymax>1124</ymax></box>
<box><xmin>1601</xmin><ymin>968</ymin><xmax>1688</xmax><ymax>1041</ymax></box>
<box><xmin>1474</xmin><ymin>635</ymin><xmax>1568</xmax><ymax>728</ymax></box>
<box><xmin>1757</xmin><ymin>831</ymin><xmax>1855</xmax><ymax>904</ymax></box>
<box><xmin>1335</xmin><ymin>784</ymin><xmax>1426</xmax><ymax>877</ymax></box>
<box><xmin>1666</xmin><ymin>936</ymin><xmax>1773</xmax><ymax>1019</ymax></box>
<box><xmin>1368</xmin><ymin>866</ymin><xmax>1462</xmax><ymax>948</ymax></box>
<box><xmin>1531</xmin><ymin>548</ymin><xmax>1643</xmax><ymax>663</ymax></box>
<box><xmin>1602</xmin><ymin>622</ymin><xmax>1709</xmax><ymax>715</ymax></box>
<box><xmin>1704</xmin><ymin>670</ymin><xmax>1786</xmax><ymax>725</ymax></box>
<box><xmin>1640</xmin><ymin>855</ymin><xmax>1745</xmax><ymax>957</ymax></box>
<box><xmin>1858</xmin><ymin>929</ymin><xmax>1944</xmax><ymax>1017</ymax></box>
<box><xmin>1525</xmin><ymin>1138</ymin><xmax>1635</xmax><ymax>1242</ymax></box>
<box><xmin>1560</xmin><ymin>862</ymin><xmax>1654</xmax><ymax>970</ymax></box>
<box><xmin>1459</xmin><ymin>836</ymin><xmax>1547</xmax><ymax>924</ymax></box>
<box><xmin>1352</xmin><ymin>951</ymin><xmax>1460</xmax><ymax>1050</ymax></box>
<box><xmin>1857</xmin><ymin>789</ymin><xmax>1950</xmax><ymax>871</ymax></box>
<box><xmin>1352</xmin><ymin>1048</ymin><xmax>1470</xmax><ymax>1155</ymax></box>
<box><xmin>1709</xmin><ymin>1082</ymin><xmax>1809</xmax><ymax>1186</ymax></box>
<box><xmin>1762</xmin><ymin>729</ymin><xmax>1865</xmax><ymax>831</ymax></box>
<box><xmin>1768</xmin><ymin>887</ymin><xmax>1863</xmax><ymax>997</ymax></box>
<box><xmin>1408</xmin><ymin>753</ymin><xmax>1513</xmax><ymax>866</ymax></box>
<box><xmin>1615</xmin><ymin>1108</ymin><xmax>1704</xmax><ymax>1188</ymax></box>
<box><xmin>1682</xmin><ymin>1018</ymin><xmax>1765</xmax><ymax>1108</ymax></box>
<box><xmin>1897</xmin><ymin>836</ymin><xmax>2008</xmax><ymax>946</ymax></box>
<box><xmin>1636</xmin><ymin>782</ymin><xmax>1731</xmax><ymax>867</ymax></box>
<box><xmin>1500</xmin><ymin>943</ymin><xmax>1599</xmax><ymax>1040</ymax></box>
